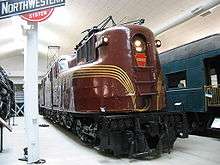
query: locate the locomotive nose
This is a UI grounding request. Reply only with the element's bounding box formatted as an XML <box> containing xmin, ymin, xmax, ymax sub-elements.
<box><xmin>130</xmin><ymin>31</ymin><xmax>165</xmax><ymax>111</ymax></box>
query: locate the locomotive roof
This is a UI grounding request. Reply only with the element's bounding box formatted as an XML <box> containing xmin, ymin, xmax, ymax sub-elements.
<box><xmin>159</xmin><ymin>34</ymin><xmax>220</xmax><ymax>65</ymax></box>
<box><xmin>75</xmin><ymin>16</ymin><xmax>145</xmax><ymax>50</ymax></box>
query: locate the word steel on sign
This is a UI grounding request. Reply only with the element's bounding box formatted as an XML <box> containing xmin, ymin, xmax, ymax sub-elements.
<box><xmin>0</xmin><ymin>0</ymin><xmax>65</xmax><ymax>19</ymax></box>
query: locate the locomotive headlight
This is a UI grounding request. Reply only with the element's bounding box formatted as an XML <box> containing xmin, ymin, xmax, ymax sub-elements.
<box><xmin>134</xmin><ymin>40</ymin><xmax>142</xmax><ymax>47</ymax></box>
<box><xmin>133</xmin><ymin>36</ymin><xmax>146</xmax><ymax>53</ymax></box>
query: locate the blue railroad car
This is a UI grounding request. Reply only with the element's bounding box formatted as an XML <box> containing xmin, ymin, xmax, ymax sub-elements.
<box><xmin>160</xmin><ymin>34</ymin><xmax>220</xmax><ymax>136</ymax></box>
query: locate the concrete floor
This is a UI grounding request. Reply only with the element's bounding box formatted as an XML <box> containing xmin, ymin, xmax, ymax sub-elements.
<box><xmin>0</xmin><ymin>117</ymin><xmax>220</xmax><ymax>165</ymax></box>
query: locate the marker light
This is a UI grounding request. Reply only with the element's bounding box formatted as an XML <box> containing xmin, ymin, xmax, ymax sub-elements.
<box><xmin>95</xmin><ymin>36</ymin><xmax>109</xmax><ymax>48</ymax></box>
<box><xmin>103</xmin><ymin>37</ymin><xmax>109</xmax><ymax>43</ymax></box>
<box><xmin>155</xmin><ymin>39</ymin><xmax>162</xmax><ymax>48</ymax></box>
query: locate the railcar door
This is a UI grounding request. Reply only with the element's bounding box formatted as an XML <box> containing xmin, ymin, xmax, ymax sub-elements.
<box><xmin>204</xmin><ymin>56</ymin><xmax>220</xmax><ymax>108</ymax></box>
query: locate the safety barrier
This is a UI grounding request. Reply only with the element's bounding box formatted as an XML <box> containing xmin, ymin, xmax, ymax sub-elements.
<box><xmin>11</xmin><ymin>92</ymin><xmax>24</xmax><ymax>116</ymax></box>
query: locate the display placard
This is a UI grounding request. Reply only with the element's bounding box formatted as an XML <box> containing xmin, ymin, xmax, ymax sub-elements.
<box><xmin>0</xmin><ymin>0</ymin><xmax>65</xmax><ymax>20</ymax></box>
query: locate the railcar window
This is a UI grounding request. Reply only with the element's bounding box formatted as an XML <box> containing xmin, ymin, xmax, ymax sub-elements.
<box><xmin>210</xmin><ymin>69</ymin><xmax>218</xmax><ymax>87</ymax></box>
<box><xmin>166</xmin><ymin>71</ymin><xmax>187</xmax><ymax>89</ymax></box>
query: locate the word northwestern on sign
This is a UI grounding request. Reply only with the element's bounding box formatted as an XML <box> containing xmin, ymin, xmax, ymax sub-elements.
<box><xmin>0</xmin><ymin>0</ymin><xmax>65</xmax><ymax>19</ymax></box>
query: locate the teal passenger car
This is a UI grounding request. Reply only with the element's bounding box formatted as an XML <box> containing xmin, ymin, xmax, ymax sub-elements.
<box><xmin>160</xmin><ymin>34</ymin><xmax>220</xmax><ymax>135</ymax></box>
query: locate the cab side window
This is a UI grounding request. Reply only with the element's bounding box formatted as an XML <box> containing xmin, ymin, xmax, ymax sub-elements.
<box><xmin>58</xmin><ymin>59</ymin><xmax>69</xmax><ymax>72</ymax></box>
<box><xmin>77</xmin><ymin>35</ymin><xmax>96</xmax><ymax>64</ymax></box>
<box><xmin>166</xmin><ymin>71</ymin><xmax>187</xmax><ymax>89</ymax></box>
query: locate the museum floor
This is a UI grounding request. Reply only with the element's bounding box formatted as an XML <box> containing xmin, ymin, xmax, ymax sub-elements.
<box><xmin>0</xmin><ymin>116</ymin><xmax>220</xmax><ymax>165</ymax></box>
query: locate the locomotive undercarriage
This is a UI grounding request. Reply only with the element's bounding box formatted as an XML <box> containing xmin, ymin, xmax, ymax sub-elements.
<box><xmin>40</xmin><ymin>108</ymin><xmax>188</xmax><ymax>159</ymax></box>
<box><xmin>187</xmin><ymin>111</ymin><xmax>220</xmax><ymax>138</ymax></box>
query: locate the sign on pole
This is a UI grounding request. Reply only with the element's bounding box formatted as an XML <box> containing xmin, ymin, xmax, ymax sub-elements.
<box><xmin>0</xmin><ymin>0</ymin><xmax>65</xmax><ymax>19</ymax></box>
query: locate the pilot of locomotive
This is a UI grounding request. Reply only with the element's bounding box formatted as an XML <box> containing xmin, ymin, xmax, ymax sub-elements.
<box><xmin>40</xmin><ymin>23</ymin><xmax>188</xmax><ymax>158</ymax></box>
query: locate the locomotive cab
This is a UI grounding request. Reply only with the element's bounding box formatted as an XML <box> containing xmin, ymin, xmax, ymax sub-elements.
<box><xmin>72</xmin><ymin>25</ymin><xmax>166</xmax><ymax>113</ymax></box>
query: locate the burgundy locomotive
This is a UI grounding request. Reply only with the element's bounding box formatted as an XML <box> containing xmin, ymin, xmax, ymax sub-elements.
<box><xmin>39</xmin><ymin>17</ymin><xmax>188</xmax><ymax>158</ymax></box>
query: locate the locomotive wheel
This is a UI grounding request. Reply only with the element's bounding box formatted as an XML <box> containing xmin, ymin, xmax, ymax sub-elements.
<box><xmin>65</xmin><ymin>115</ymin><xmax>73</xmax><ymax>129</ymax></box>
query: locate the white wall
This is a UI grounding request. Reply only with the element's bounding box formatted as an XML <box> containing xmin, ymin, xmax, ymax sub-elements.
<box><xmin>0</xmin><ymin>53</ymin><xmax>47</xmax><ymax>84</ymax></box>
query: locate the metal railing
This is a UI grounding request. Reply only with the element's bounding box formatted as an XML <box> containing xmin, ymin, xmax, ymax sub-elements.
<box><xmin>204</xmin><ymin>85</ymin><xmax>220</xmax><ymax>107</ymax></box>
<box><xmin>11</xmin><ymin>91</ymin><xmax>24</xmax><ymax>116</ymax></box>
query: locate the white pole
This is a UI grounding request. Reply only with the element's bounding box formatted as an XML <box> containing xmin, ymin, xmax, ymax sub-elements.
<box><xmin>24</xmin><ymin>21</ymin><xmax>40</xmax><ymax>164</ymax></box>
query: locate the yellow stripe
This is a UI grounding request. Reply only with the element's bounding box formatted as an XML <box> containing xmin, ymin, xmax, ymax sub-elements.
<box><xmin>74</xmin><ymin>69</ymin><xmax>133</xmax><ymax>93</ymax></box>
<box><xmin>77</xmin><ymin>65</ymin><xmax>135</xmax><ymax>92</ymax></box>
<box><xmin>72</xmin><ymin>65</ymin><xmax>150</xmax><ymax>111</ymax></box>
